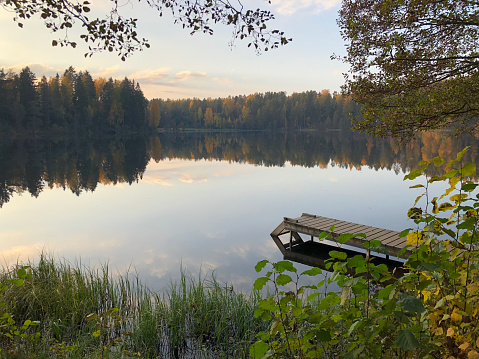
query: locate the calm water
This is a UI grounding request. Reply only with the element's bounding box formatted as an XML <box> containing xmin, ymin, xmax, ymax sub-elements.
<box><xmin>0</xmin><ymin>131</ymin><xmax>475</xmax><ymax>291</ymax></box>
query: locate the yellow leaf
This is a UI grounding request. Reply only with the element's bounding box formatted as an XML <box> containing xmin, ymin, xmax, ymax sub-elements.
<box><xmin>93</xmin><ymin>330</ymin><xmax>101</xmax><ymax>338</ymax></box>
<box><xmin>451</xmin><ymin>311</ymin><xmax>463</xmax><ymax>322</ymax></box>
<box><xmin>447</xmin><ymin>327</ymin><xmax>455</xmax><ymax>337</ymax></box>
<box><xmin>407</xmin><ymin>231</ymin><xmax>424</xmax><ymax>246</ymax></box>
<box><xmin>434</xmin><ymin>327</ymin><xmax>443</xmax><ymax>336</ymax></box>
<box><xmin>476</xmin><ymin>337</ymin><xmax>479</xmax><ymax>347</ymax></box>
<box><xmin>459</xmin><ymin>342</ymin><xmax>470</xmax><ymax>350</ymax></box>
<box><xmin>422</xmin><ymin>290</ymin><xmax>432</xmax><ymax>301</ymax></box>
<box><xmin>467</xmin><ymin>282</ymin><xmax>479</xmax><ymax>295</ymax></box>
<box><xmin>468</xmin><ymin>350</ymin><xmax>479</xmax><ymax>359</ymax></box>
<box><xmin>450</xmin><ymin>193</ymin><xmax>468</xmax><ymax>203</ymax></box>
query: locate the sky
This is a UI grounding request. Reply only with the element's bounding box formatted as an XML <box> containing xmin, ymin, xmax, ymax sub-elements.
<box><xmin>0</xmin><ymin>0</ymin><xmax>347</xmax><ymax>100</ymax></box>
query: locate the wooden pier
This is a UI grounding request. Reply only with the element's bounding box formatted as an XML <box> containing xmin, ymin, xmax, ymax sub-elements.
<box><xmin>271</xmin><ymin>213</ymin><xmax>413</xmax><ymax>270</ymax></box>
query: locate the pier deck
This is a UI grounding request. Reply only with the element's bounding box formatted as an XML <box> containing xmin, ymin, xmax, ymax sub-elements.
<box><xmin>271</xmin><ymin>213</ymin><xmax>412</xmax><ymax>269</ymax></box>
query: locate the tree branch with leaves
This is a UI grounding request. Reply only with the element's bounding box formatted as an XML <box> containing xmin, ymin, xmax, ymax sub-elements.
<box><xmin>337</xmin><ymin>0</ymin><xmax>479</xmax><ymax>141</ymax></box>
<box><xmin>1</xmin><ymin>0</ymin><xmax>290</xmax><ymax>61</ymax></box>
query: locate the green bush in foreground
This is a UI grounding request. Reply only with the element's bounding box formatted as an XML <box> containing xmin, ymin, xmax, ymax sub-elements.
<box><xmin>251</xmin><ymin>147</ymin><xmax>479</xmax><ymax>358</ymax></box>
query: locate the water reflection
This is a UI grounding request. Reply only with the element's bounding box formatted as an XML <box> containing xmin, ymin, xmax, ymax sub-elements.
<box><xmin>1</xmin><ymin>131</ymin><xmax>478</xmax><ymax>208</ymax></box>
<box><xmin>0</xmin><ymin>131</ymin><xmax>475</xmax><ymax>291</ymax></box>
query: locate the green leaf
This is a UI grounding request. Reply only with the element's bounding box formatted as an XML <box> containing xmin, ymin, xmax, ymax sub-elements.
<box><xmin>276</xmin><ymin>274</ymin><xmax>292</xmax><ymax>286</ymax></box>
<box><xmin>274</xmin><ymin>261</ymin><xmax>297</xmax><ymax>273</ymax></box>
<box><xmin>378</xmin><ymin>285</ymin><xmax>394</xmax><ymax>300</ymax></box>
<box><xmin>250</xmin><ymin>341</ymin><xmax>269</xmax><ymax>359</ymax></box>
<box><xmin>399</xmin><ymin>228</ymin><xmax>412</xmax><ymax>237</ymax></box>
<box><xmin>417</xmin><ymin>262</ymin><xmax>441</xmax><ymax>272</ymax></box>
<box><xmin>401</xmin><ymin>295</ymin><xmax>425</xmax><ymax>314</ymax></box>
<box><xmin>329</xmin><ymin>250</ymin><xmax>347</xmax><ymax>260</ymax></box>
<box><xmin>457</xmin><ymin>217</ymin><xmax>475</xmax><ymax>230</ymax></box>
<box><xmin>460</xmin><ymin>162</ymin><xmax>476</xmax><ymax>177</ymax></box>
<box><xmin>395</xmin><ymin>329</ymin><xmax>419</xmax><ymax>351</ymax></box>
<box><xmin>409</xmin><ymin>184</ymin><xmax>424</xmax><ymax>189</ymax></box>
<box><xmin>363</xmin><ymin>239</ymin><xmax>382</xmax><ymax>248</ymax></box>
<box><xmin>338</xmin><ymin>233</ymin><xmax>353</xmax><ymax>244</ymax></box>
<box><xmin>318</xmin><ymin>231</ymin><xmax>331</xmax><ymax>240</ymax></box>
<box><xmin>16</xmin><ymin>268</ymin><xmax>27</xmax><ymax>278</ymax></box>
<box><xmin>13</xmin><ymin>279</ymin><xmax>24</xmax><ymax>287</ymax></box>
<box><xmin>404</xmin><ymin>168</ymin><xmax>423</xmax><ymax>181</ymax></box>
<box><xmin>301</xmin><ymin>267</ymin><xmax>322</xmax><ymax>276</ymax></box>
<box><xmin>255</xmin><ymin>260</ymin><xmax>268</xmax><ymax>273</ymax></box>
<box><xmin>431</xmin><ymin>156</ymin><xmax>444</xmax><ymax>167</ymax></box>
<box><xmin>462</xmin><ymin>183</ymin><xmax>477</xmax><ymax>192</ymax></box>
<box><xmin>344</xmin><ymin>344</ymin><xmax>365</xmax><ymax>359</ymax></box>
<box><xmin>253</xmin><ymin>308</ymin><xmax>264</xmax><ymax>318</ymax></box>
<box><xmin>456</xmin><ymin>147</ymin><xmax>470</xmax><ymax>161</ymax></box>
<box><xmin>316</xmin><ymin>329</ymin><xmax>332</xmax><ymax>342</ymax></box>
<box><xmin>309</xmin><ymin>311</ymin><xmax>323</xmax><ymax>324</ymax></box>
<box><xmin>328</xmin><ymin>271</ymin><xmax>342</xmax><ymax>283</ymax></box>
<box><xmin>253</xmin><ymin>277</ymin><xmax>269</xmax><ymax>290</ymax></box>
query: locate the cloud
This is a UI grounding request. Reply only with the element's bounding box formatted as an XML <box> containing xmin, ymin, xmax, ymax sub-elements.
<box><xmin>92</xmin><ymin>65</ymin><xmax>120</xmax><ymax>78</ymax></box>
<box><xmin>6</xmin><ymin>63</ymin><xmax>64</xmax><ymax>77</ymax></box>
<box><xmin>142</xmin><ymin>173</ymin><xmax>175</xmax><ymax>186</ymax></box>
<box><xmin>212</xmin><ymin>77</ymin><xmax>233</xmax><ymax>85</ymax></box>
<box><xmin>0</xmin><ymin>244</ymin><xmax>46</xmax><ymax>265</ymax></box>
<box><xmin>174</xmin><ymin>71</ymin><xmax>207</xmax><ymax>82</ymax></box>
<box><xmin>177</xmin><ymin>173</ymin><xmax>207</xmax><ymax>183</ymax></box>
<box><xmin>129</xmin><ymin>68</ymin><xmax>171</xmax><ymax>84</ymax></box>
<box><xmin>270</xmin><ymin>0</ymin><xmax>340</xmax><ymax>15</ymax></box>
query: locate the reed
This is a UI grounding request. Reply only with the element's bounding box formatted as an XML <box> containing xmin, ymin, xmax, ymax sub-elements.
<box><xmin>0</xmin><ymin>253</ymin><xmax>267</xmax><ymax>358</ymax></box>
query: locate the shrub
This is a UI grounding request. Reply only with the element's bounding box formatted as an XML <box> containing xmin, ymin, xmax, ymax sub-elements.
<box><xmin>251</xmin><ymin>147</ymin><xmax>479</xmax><ymax>358</ymax></box>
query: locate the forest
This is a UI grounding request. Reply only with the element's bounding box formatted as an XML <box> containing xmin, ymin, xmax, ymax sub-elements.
<box><xmin>0</xmin><ymin>67</ymin><xmax>150</xmax><ymax>138</ymax></box>
<box><xmin>0</xmin><ymin>67</ymin><xmax>363</xmax><ymax>138</ymax></box>
<box><xmin>151</xmin><ymin>90</ymin><xmax>362</xmax><ymax>130</ymax></box>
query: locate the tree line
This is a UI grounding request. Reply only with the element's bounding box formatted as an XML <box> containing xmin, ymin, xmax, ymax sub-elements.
<box><xmin>150</xmin><ymin>90</ymin><xmax>362</xmax><ymax>130</ymax></box>
<box><xmin>0</xmin><ymin>66</ymin><xmax>151</xmax><ymax>138</ymax></box>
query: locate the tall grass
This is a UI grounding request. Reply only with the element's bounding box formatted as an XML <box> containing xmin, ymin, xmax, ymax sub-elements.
<box><xmin>0</xmin><ymin>254</ymin><xmax>267</xmax><ymax>358</ymax></box>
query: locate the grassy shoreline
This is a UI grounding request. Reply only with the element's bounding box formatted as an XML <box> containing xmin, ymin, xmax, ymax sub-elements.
<box><xmin>0</xmin><ymin>254</ymin><xmax>268</xmax><ymax>358</ymax></box>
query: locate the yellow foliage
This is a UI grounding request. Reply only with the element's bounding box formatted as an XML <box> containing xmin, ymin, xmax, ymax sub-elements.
<box><xmin>451</xmin><ymin>310</ymin><xmax>463</xmax><ymax>322</ymax></box>
<box><xmin>406</xmin><ymin>231</ymin><xmax>424</xmax><ymax>245</ymax></box>
<box><xmin>422</xmin><ymin>290</ymin><xmax>432</xmax><ymax>301</ymax></box>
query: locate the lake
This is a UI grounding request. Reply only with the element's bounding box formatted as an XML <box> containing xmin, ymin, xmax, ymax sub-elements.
<box><xmin>0</xmin><ymin>131</ymin><xmax>475</xmax><ymax>291</ymax></box>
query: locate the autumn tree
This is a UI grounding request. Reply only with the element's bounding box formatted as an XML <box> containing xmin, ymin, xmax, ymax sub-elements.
<box><xmin>149</xmin><ymin>99</ymin><xmax>161</xmax><ymax>127</ymax></box>
<box><xmin>1</xmin><ymin>0</ymin><xmax>290</xmax><ymax>60</ymax></box>
<box><xmin>338</xmin><ymin>0</ymin><xmax>479</xmax><ymax>141</ymax></box>
<box><xmin>204</xmin><ymin>107</ymin><xmax>214</xmax><ymax>128</ymax></box>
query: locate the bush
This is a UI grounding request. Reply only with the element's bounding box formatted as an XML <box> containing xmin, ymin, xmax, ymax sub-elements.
<box><xmin>251</xmin><ymin>147</ymin><xmax>479</xmax><ymax>358</ymax></box>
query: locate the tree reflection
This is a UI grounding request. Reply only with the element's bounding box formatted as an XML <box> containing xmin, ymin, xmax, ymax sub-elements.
<box><xmin>1</xmin><ymin>131</ymin><xmax>478</xmax><ymax>207</ymax></box>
